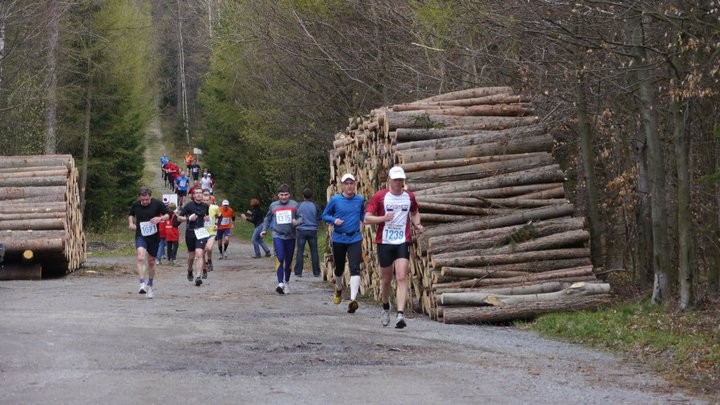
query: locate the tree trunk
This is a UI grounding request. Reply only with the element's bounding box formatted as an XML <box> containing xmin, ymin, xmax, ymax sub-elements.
<box><xmin>575</xmin><ymin>68</ymin><xmax>603</xmax><ymax>268</ymax></box>
<box><xmin>630</xmin><ymin>12</ymin><xmax>671</xmax><ymax>305</ymax></box>
<box><xmin>44</xmin><ymin>0</ymin><xmax>59</xmax><ymax>154</ymax></box>
<box><xmin>673</xmin><ymin>92</ymin><xmax>693</xmax><ymax>309</ymax></box>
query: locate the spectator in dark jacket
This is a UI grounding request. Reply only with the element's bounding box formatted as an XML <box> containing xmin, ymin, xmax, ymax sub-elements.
<box><xmin>244</xmin><ymin>198</ymin><xmax>271</xmax><ymax>258</ymax></box>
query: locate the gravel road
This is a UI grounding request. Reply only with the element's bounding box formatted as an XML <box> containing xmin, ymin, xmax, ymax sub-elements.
<box><xmin>0</xmin><ymin>239</ymin><xmax>709</xmax><ymax>405</ymax></box>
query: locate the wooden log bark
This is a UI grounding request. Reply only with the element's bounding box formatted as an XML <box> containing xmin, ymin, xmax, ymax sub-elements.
<box><xmin>384</xmin><ymin>111</ymin><xmax>540</xmax><ymax>132</ymax></box>
<box><xmin>406</xmin><ymin>154</ymin><xmax>554</xmax><ymax>182</ymax></box>
<box><xmin>398</xmin><ymin>134</ymin><xmax>553</xmax><ymax>164</ymax></box>
<box><xmin>0</xmin><ymin>155</ymin><xmax>73</xmax><ymax>169</ymax></box>
<box><xmin>401</xmin><ymin>152</ymin><xmax>548</xmax><ymax>173</ymax></box>
<box><xmin>0</xmin><ymin>202</ymin><xmax>67</xmax><ymax>213</ymax></box>
<box><xmin>0</xmin><ymin>218</ymin><xmax>65</xmax><ymax>230</ymax></box>
<box><xmin>440</xmin><ymin>294</ymin><xmax>612</xmax><ymax>323</ymax></box>
<box><xmin>434</xmin><ymin>183</ymin><xmax>563</xmax><ymax>199</ymax></box>
<box><xmin>483</xmin><ymin>282</ymin><xmax>611</xmax><ymax>306</ymax></box>
<box><xmin>393</xmin><ymin>93</ymin><xmax>530</xmax><ymax>109</ymax></box>
<box><xmin>439</xmin><ymin>282</ymin><xmax>609</xmax><ymax>305</ymax></box>
<box><xmin>395</xmin><ymin>124</ymin><xmax>546</xmax><ymax>151</ymax></box>
<box><xmin>422</xmin><ymin>203</ymin><xmax>575</xmax><ymax>239</ymax></box>
<box><xmin>431</xmin><ymin>229</ymin><xmax>590</xmax><ymax>264</ymax></box>
<box><xmin>411</xmin><ymin>87</ymin><xmax>513</xmax><ymax>103</ymax></box>
<box><xmin>429</xmin><ymin>217</ymin><xmax>587</xmax><ymax>254</ymax></box>
<box><xmin>437</xmin><ymin>281</ymin><xmax>570</xmax><ymax>296</ymax></box>
<box><xmin>414</xmin><ymin>165</ymin><xmax>566</xmax><ymax>197</ymax></box>
<box><xmin>387</xmin><ymin>103</ymin><xmax>534</xmax><ymax>117</ymax></box>
<box><xmin>393</xmin><ymin>128</ymin><xmax>477</xmax><ymax>142</ymax></box>
<box><xmin>432</xmin><ymin>265</ymin><xmax>594</xmax><ymax>289</ymax></box>
<box><xmin>0</xmin><ymin>186</ymin><xmax>66</xmax><ymax>200</ymax></box>
<box><xmin>439</xmin><ymin>258</ymin><xmax>593</xmax><ymax>277</ymax></box>
<box><xmin>433</xmin><ymin>250</ymin><xmax>591</xmax><ymax>275</ymax></box>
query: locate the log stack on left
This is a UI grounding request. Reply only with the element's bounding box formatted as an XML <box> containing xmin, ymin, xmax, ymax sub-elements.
<box><xmin>0</xmin><ymin>155</ymin><xmax>86</xmax><ymax>279</ymax></box>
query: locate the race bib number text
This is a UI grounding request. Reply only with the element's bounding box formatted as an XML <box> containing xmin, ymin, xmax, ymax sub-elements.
<box><xmin>139</xmin><ymin>221</ymin><xmax>157</xmax><ymax>237</ymax></box>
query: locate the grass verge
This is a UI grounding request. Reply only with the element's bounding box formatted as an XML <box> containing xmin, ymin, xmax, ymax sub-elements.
<box><xmin>521</xmin><ymin>298</ymin><xmax>720</xmax><ymax>396</ymax></box>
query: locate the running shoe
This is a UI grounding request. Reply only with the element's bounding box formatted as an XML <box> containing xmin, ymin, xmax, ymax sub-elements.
<box><xmin>275</xmin><ymin>283</ymin><xmax>285</xmax><ymax>295</ymax></box>
<box><xmin>146</xmin><ymin>286</ymin><xmax>154</xmax><ymax>299</ymax></box>
<box><xmin>138</xmin><ymin>282</ymin><xmax>147</xmax><ymax>294</ymax></box>
<box><xmin>187</xmin><ymin>269</ymin><xmax>193</xmax><ymax>281</ymax></box>
<box><xmin>348</xmin><ymin>300</ymin><xmax>358</xmax><ymax>314</ymax></box>
<box><xmin>282</xmin><ymin>283</ymin><xmax>290</xmax><ymax>294</ymax></box>
<box><xmin>202</xmin><ymin>269</ymin><xmax>208</xmax><ymax>279</ymax></box>
<box><xmin>395</xmin><ymin>313</ymin><xmax>407</xmax><ymax>329</ymax></box>
<box><xmin>381</xmin><ymin>309</ymin><xmax>390</xmax><ymax>327</ymax></box>
<box><xmin>333</xmin><ymin>289</ymin><xmax>342</xmax><ymax>305</ymax></box>
<box><xmin>208</xmin><ymin>262</ymin><xmax>213</xmax><ymax>272</ymax></box>
<box><xmin>223</xmin><ymin>253</ymin><xmax>228</xmax><ymax>260</ymax></box>
<box><xmin>195</xmin><ymin>277</ymin><xmax>202</xmax><ymax>287</ymax></box>
<box><xmin>265</xmin><ymin>251</ymin><xmax>272</xmax><ymax>257</ymax></box>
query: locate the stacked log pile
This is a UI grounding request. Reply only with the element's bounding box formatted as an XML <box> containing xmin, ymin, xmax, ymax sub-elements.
<box><xmin>324</xmin><ymin>86</ymin><xmax>610</xmax><ymax>323</ymax></box>
<box><xmin>0</xmin><ymin>155</ymin><xmax>86</xmax><ymax>279</ymax></box>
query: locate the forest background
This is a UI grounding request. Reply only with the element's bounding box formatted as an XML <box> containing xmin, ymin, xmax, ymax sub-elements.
<box><xmin>1</xmin><ymin>0</ymin><xmax>719</xmax><ymax>393</ymax></box>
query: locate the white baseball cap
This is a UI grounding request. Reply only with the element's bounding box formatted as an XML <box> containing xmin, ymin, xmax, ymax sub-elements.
<box><xmin>222</xmin><ymin>200</ymin><xmax>229</xmax><ymax>206</ymax></box>
<box><xmin>341</xmin><ymin>173</ymin><xmax>356</xmax><ymax>183</ymax></box>
<box><xmin>388</xmin><ymin>166</ymin><xmax>406</xmax><ymax>180</ymax></box>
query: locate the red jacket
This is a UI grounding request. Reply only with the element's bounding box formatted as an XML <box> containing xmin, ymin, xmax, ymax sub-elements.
<box><xmin>164</xmin><ymin>213</ymin><xmax>180</xmax><ymax>242</ymax></box>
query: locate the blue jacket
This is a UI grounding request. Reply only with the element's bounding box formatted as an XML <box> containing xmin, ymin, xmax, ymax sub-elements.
<box><xmin>322</xmin><ymin>193</ymin><xmax>365</xmax><ymax>244</ymax></box>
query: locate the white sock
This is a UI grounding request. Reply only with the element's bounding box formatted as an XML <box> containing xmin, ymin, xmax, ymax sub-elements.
<box><xmin>350</xmin><ymin>275</ymin><xmax>360</xmax><ymax>300</ymax></box>
<box><xmin>334</xmin><ymin>275</ymin><xmax>343</xmax><ymax>291</ymax></box>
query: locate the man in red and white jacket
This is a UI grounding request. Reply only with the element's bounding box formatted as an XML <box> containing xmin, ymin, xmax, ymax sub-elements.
<box><xmin>364</xmin><ymin>166</ymin><xmax>424</xmax><ymax>329</ymax></box>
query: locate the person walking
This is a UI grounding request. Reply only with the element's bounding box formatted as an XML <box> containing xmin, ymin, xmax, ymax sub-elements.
<box><xmin>177</xmin><ymin>188</ymin><xmax>210</xmax><ymax>287</ymax></box>
<box><xmin>245</xmin><ymin>199</ymin><xmax>271</xmax><ymax>258</ymax></box>
<box><xmin>156</xmin><ymin>212</ymin><xmax>168</xmax><ymax>265</ymax></box>
<box><xmin>202</xmin><ymin>189</ymin><xmax>221</xmax><ymax>278</ymax></box>
<box><xmin>260</xmin><ymin>184</ymin><xmax>299</xmax><ymax>295</ymax></box>
<box><xmin>321</xmin><ymin>173</ymin><xmax>365</xmax><ymax>313</ymax></box>
<box><xmin>128</xmin><ymin>187</ymin><xmax>170</xmax><ymax>299</ymax></box>
<box><xmin>364</xmin><ymin>166</ymin><xmax>424</xmax><ymax>329</ymax></box>
<box><xmin>164</xmin><ymin>203</ymin><xmax>180</xmax><ymax>265</ymax></box>
<box><xmin>294</xmin><ymin>188</ymin><xmax>321</xmax><ymax>278</ymax></box>
<box><xmin>216</xmin><ymin>199</ymin><xmax>235</xmax><ymax>259</ymax></box>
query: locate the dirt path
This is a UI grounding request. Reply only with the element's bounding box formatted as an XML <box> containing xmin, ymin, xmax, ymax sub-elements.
<box><xmin>0</xmin><ymin>116</ymin><xmax>709</xmax><ymax>404</ymax></box>
<box><xmin>0</xmin><ymin>247</ymin><xmax>709</xmax><ymax>404</ymax></box>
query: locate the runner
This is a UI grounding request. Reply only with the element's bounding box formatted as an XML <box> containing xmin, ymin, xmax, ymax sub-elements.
<box><xmin>260</xmin><ymin>184</ymin><xmax>299</xmax><ymax>294</ymax></box>
<box><xmin>216</xmin><ymin>199</ymin><xmax>235</xmax><ymax>259</ymax></box>
<box><xmin>321</xmin><ymin>173</ymin><xmax>365</xmax><ymax>313</ymax></box>
<box><xmin>128</xmin><ymin>187</ymin><xmax>170</xmax><ymax>299</ymax></box>
<box><xmin>202</xmin><ymin>189</ymin><xmax>221</xmax><ymax>278</ymax></box>
<box><xmin>184</xmin><ymin>151</ymin><xmax>194</xmax><ymax>172</ymax></box>
<box><xmin>177</xmin><ymin>188</ymin><xmax>210</xmax><ymax>287</ymax></box>
<box><xmin>174</xmin><ymin>171</ymin><xmax>190</xmax><ymax>207</ymax></box>
<box><xmin>364</xmin><ymin>166</ymin><xmax>424</xmax><ymax>328</ymax></box>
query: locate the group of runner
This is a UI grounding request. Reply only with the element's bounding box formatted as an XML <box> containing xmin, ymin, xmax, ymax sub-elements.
<box><xmin>259</xmin><ymin>166</ymin><xmax>423</xmax><ymax>329</ymax></box>
<box><xmin>160</xmin><ymin>152</ymin><xmax>215</xmax><ymax>206</ymax></box>
<box><xmin>129</xmin><ymin>162</ymin><xmax>423</xmax><ymax>329</ymax></box>
<box><xmin>128</xmin><ymin>153</ymin><xmax>236</xmax><ymax>297</ymax></box>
